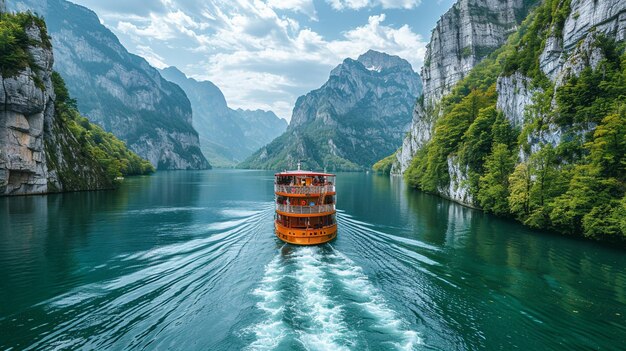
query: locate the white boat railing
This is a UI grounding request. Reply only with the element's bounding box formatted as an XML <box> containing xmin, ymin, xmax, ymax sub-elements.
<box><xmin>276</xmin><ymin>204</ymin><xmax>335</xmax><ymax>214</ymax></box>
<box><xmin>274</xmin><ymin>184</ymin><xmax>335</xmax><ymax>194</ymax></box>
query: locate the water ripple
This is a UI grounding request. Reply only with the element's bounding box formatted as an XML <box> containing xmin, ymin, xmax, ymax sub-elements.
<box><xmin>23</xmin><ymin>206</ymin><xmax>274</xmax><ymax>350</ymax></box>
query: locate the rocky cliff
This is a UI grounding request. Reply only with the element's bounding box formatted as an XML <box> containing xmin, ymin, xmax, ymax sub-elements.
<box><xmin>10</xmin><ymin>0</ymin><xmax>209</xmax><ymax>170</ymax></box>
<box><xmin>160</xmin><ymin>67</ymin><xmax>287</xmax><ymax>167</ymax></box>
<box><xmin>499</xmin><ymin>0</ymin><xmax>626</xmax><ymax>128</ymax></box>
<box><xmin>392</xmin><ymin>0</ymin><xmax>538</xmax><ymax>174</ymax></box>
<box><xmin>240</xmin><ymin>50</ymin><xmax>422</xmax><ymax>171</ymax></box>
<box><xmin>422</xmin><ymin>0</ymin><xmax>536</xmax><ymax>104</ymax></box>
<box><xmin>1</xmin><ymin>14</ymin><xmax>112</xmax><ymax>195</ymax></box>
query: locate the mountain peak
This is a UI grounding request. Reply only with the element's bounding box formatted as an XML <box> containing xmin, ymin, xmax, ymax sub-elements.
<box><xmin>241</xmin><ymin>49</ymin><xmax>422</xmax><ymax>171</ymax></box>
<box><xmin>329</xmin><ymin>50</ymin><xmax>414</xmax><ymax>78</ymax></box>
<box><xmin>161</xmin><ymin>66</ymin><xmax>188</xmax><ymax>81</ymax></box>
<box><xmin>357</xmin><ymin>50</ymin><xmax>411</xmax><ymax>72</ymax></box>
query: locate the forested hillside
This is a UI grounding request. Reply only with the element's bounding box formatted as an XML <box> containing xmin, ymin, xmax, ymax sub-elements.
<box><xmin>399</xmin><ymin>0</ymin><xmax>626</xmax><ymax>241</ymax></box>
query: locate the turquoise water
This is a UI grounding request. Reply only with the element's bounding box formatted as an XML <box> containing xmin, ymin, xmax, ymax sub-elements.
<box><xmin>0</xmin><ymin>170</ymin><xmax>624</xmax><ymax>350</ymax></box>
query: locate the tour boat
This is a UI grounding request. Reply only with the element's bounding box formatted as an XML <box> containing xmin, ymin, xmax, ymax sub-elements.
<box><xmin>274</xmin><ymin>166</ymin><xmax>337</xmax><ymax>245</ymax></box>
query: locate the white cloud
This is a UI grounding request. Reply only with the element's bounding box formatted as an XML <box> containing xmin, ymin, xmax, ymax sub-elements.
<box><xmin>135</xmin><ymin>45</ymin><xmax>168</xmax><ymax>69</ymax></box>
<box><xmin>327</xmin><ymin>0</ymin><xmax>422</xmax><ymax>10</ymax></box>
<box><xmin>190</xmin><ymin>10</ymin><xmax>426</xmax><ymax>119</ymax></box>
<box><xmin>117</xmin><ymin>10</ymin><xmax>209</xmax><ymax>41</ymax></box>
<box><xmin>266</xmin><ymin>0</ymin><xmax>317</xmax><ymax>19</ymax></box>
<box><xmin>328</xmin><ymin>14</ymin><xmax>425</xmax><ymax>70</ymax></box>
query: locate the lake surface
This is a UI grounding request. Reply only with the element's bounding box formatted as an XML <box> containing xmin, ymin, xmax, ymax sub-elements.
<box><xmin>1</xmin><ymin>170</ymin><xmax>624</xmax><ymax>350</ymax></box>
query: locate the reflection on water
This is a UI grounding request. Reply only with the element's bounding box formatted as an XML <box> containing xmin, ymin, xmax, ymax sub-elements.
<box><xmin>0</xmin><ymin>170</ymin><xmax>624</xmax><ymax>350</ymax></box>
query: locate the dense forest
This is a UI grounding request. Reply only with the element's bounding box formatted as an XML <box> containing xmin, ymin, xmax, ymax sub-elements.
<box><xmin>382</xmin><ymin>0</ymin><xmax>626</xmax><ymax>241</ymax></box>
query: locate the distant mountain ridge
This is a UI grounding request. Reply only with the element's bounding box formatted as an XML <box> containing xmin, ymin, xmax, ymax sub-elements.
<box><xmin>10</xmin><ymin>0</ymin><xmax>210</xmax><ymax>170</ymax></box>
<box><xmin>160</xmin><ymin>67</ymin><xmax>287</xmax><ymax>167</ymax></box>
<box><xmin>240</xmin><ymin>50</ymin><xmax>422</xmax><ymax>171</ymax></box>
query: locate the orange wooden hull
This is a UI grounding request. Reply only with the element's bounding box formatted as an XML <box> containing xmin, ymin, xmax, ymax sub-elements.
<box><xmin>275</xmin><ymin>222</ymin><xmax>337</xmax><ymax>245</ymax></box>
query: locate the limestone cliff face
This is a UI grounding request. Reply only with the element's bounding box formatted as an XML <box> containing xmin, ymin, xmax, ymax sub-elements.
<box><xmin>540</xmin><ymin>0</ymin><xmax>626</xmax><ymax>81</ymax></box>
<box><xmin>497</xmin><ymin>0</ymin><xmax>626</xmax><ymax>149</ymax></box>
<box><xmin>11</xmin><ymin>0</ymin><xmax>210</xmax><ymax>170</ymax></box>
<box><xmin>0</xmin><ymin>24</ymin><xmax>53</xmax><ymax>195</ymax></box>
<box><xmin>422</xmin><ymin>0</ymin><xmax>534</xmax><ymax>104</ymax></box>
<box><xmin>392</xmin><ymin>0</ymin><xmax>537</xmax><ymax>175</ymax></box>
<box><xmin>0</xmin><ymin>20</ymin><xmax>111</xmax><ymax>196</ymax></box>
<box><xmin>241</xmin><ymin>50</ymin><xmax>422</xmax><ymax>171</ymax></box>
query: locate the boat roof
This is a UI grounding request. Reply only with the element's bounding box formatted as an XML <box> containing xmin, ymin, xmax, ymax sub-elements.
<box><xmin>275</xmin><ymin>170</ymin><xmax>335</xmax><ymax>177</ymax></box>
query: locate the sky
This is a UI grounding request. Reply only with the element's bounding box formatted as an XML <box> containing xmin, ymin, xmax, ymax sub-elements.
<box><xmin>70</xmin><ymin>0</ymin><xmax>456</xmax><ymax>121</ymax></box>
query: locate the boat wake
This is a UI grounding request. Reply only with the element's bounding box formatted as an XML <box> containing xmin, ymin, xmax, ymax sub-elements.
<box><xmin>327</xmin><ymin>248</ymin><xmax>421</xmax><ymax>350</ymax></box>
<box><xmin>246</xmin><ymin>246</ymin><xmax>421</xmax><ymax>350</ymax></box>
<box><xmin>291</xmin><ymin>247</ymin><xmax>355</xmax><ymax>351</ymax></box>
<box><xmin>247</xmin><ymin>255</ymin><xmax>288</xmax><ymax>350</ymax></box>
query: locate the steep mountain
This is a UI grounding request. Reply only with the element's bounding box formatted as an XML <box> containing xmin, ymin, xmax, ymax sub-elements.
<box><xmin>240</xmin><ymin>50</ymin><xmax>422</xmax><ymax>171</ymax></box>
<box><xmin>400</xmin><ymin>0</ymin><xmax>626</xmax><ymax>240</ymax></box>
<box><xmin>10</xmin><ymin>0</ymin><xmax>209</xmax><ymax>170</ymax></box>
<box><xmin>389</xmin><ymin>0</ymin><xmax>539</xmax><ymax>174</ymax></box>
<box><xmin>159</xmin><ymin>67</ymin><xmax>287</xmax><ymax>167</ymax></box>
<box><xmin>1</xmin><ymin>12</ymin><xmax>152</xmax><ymax>196</ymax></box>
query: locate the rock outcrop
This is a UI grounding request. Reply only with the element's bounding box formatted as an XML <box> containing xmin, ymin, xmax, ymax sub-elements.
<box><xmin>495</xmin><ymin>72</ymin><xmax>537</xmax><ymax>128</ymax></box>
<box><xmin>421</xmin><ymin>0</ymin><xmax>535</xmax><ymax>104</ymax></box>
<box><xmin>10</xmin><ymin>0</ymin><xmax>210</xmax><ymax>170</ymax></box>
<box><xmin>0</xmin><ymin>24</ymin><xmax>53</xmax><ymax>195</ymax></box>
<box><xmin>1</xmin><ymin>16</ymin><xmax>112</xmax><ymax>195</ymax></box>
<box><xmin>392</xmin><ymin>0</ymin><xmax>538</xmax><ymax>175</ymax></box>
<box><xmin>497</xmin><ymin>0</ymin><xmax>626</xmax><ymax>150</ymax></box>
<box><xmin>440</xmin><ymin>156</ymin><xmax>474</xmax><ymax>206</ymax></box>
<box><xmin>240</xmin><ymin>50</ymin><xmax>422</xmax><ymax>171</ymax></box>
<box><xmin>540</xmin><ymin>0</ymin><xmax>626</xmax><ymax>81</ymax></box>
<box><xmin>160</xmin><ymin>67</ymin><xmax>287</xmax><ymax>167</ymax></box>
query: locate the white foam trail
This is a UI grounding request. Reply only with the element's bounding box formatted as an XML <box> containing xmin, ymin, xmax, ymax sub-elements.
<box><xmin>292</xmin><ymin>247</ymin><xmax>354</xmax><ymax>351</ymax></box>
<box><xmin>246</xmin><ymin>255</ymin><xmax>288</xmax><ymax>350</ymax></box>
<box><xmin>328</xmin><ymin>249</ymin><xmax>422</xmax><ymax>350</ymax></box>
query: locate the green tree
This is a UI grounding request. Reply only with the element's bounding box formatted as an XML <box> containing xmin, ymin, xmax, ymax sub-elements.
<box><xmin>478</xmin><ymin>143</ymin><xmax>515</xmax><ymax>216</ymax></box>
<box><xmin>525</xmin><ymin>144</ymin><xmax>563</xmax><ymax>228</ymax></box>
<box><xmin>460</xmin><ymin>106</ymin><xmax>498</xmax><ymax>173</ymax></box>
<box><xmin>589</xmin><ymin>113</ymin><xmax>626</xmax><ymax>180</ymax></box>
<box><xmin>416</xmin><ymin>88</ymin><xmax>497</xmax><ymax>191</ymax></box>
<box><xmin>508</xmin><ymin>162</ymin><xmax>532</xmax><ymax>218</ymax></box>
<box><xmin>373</xmin><ymin>153</ymin><xmax>396</xmax><ymax>174</ymax></box>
